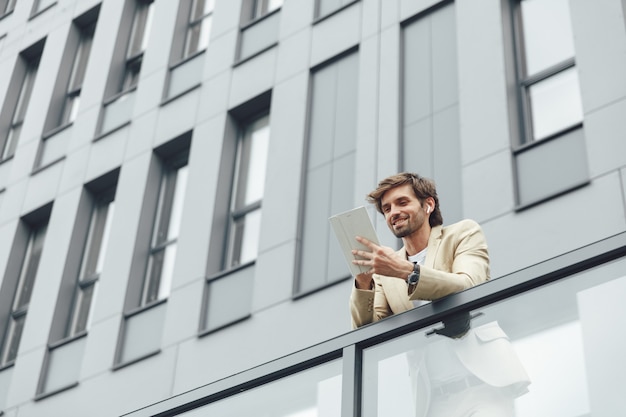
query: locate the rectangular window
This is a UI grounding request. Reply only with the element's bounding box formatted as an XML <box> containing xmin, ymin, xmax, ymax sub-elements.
<box><xmin>297</xmin><ymin>51</ymin><xmax>359</xmax><ymax>295</ymax></box>
<box><xmin>98</xmin><ymin>0</ymin><xmax>153</xmax><ymax>135</ymax></box>
<box><xmin>114</xmin><ymin>137</ymin><xmax>189</xmax><ymax>366</ymax></box>
<box><xmin>38</xmin><ymin>5</ymin><xmax>99</xmax><ymax>169</ymax></box>
<box><xmin>0</xmin><ymin>209</ymin><xmax>50</xmax><ymax>367</ymax></box>
<box><xmin>511</xmin><ymin>0</ymin><xmax>589</xmax><ymax>206</ymax></box>
<box><xmin>202</xmin><ymin>95</ymin><xmax>271</xmax><ymax>333</ymax></box>
<box><xmin>316</xmin><ymin>0</ymin><xmax>354</xmax><ymax>19</ymax></box>
<box><xmin>225</xmin><ymin>113</ymin><xmax>270</xmax><ymax>269</ymax></box>
<box><xmin>142</xmin><ymin>152</ymin><xmax>188</xmax><ymax>305</ymax></box>
<box><xmin>61</xmin><ymin>21</ymin><xmax>96</xmax><ymax>127</ymax></box>
<box><xmin>67</xmin><ymin>188</ymin><xmax>115</xmax><ymax>336</ymax></box>
<box><xmin>515</xmin><ymin>0</ymin><xmax>582</xmax><ymax>143</ymax></box>
<box><xmin>164</xmin><ymin>0</ymin><xmax>213</xmax><ymax>99</ymax></box>
<box><xmin>245</xmin><ymin>0</ymin><xmax>283</xmax><ymax>22</ymax></box>
<box><xmin>184</xmin><ymin>0</ymin><xmax>214</xmax><ymax>58</ymax></box>
<box><xmin>31</xmin><ymin>0</ymin><xmax>56</xmax><ymax>16</ymax></box>
<box><xmin>237</xmin><ymin>0</ymin><xmax>282</xmax><ymax>62</ymax></box>
<box><xmin>0</xmin><ymin>41</ymin><xmax>44</xmax><ymax>161</ymax></box>
<box><xmin>1</xmin><ymin>0</ymin><xmax>16</xmax><ymax>16</ymax></box>
<box><xmin>37</xmin><ymin>178</ymin><xmax>116</xmax><ymax>395</ymax></box>
<box><xmin>121</xmin><ymin>0</ymin><xmax>154</xmax><ymax>93</ymax></box>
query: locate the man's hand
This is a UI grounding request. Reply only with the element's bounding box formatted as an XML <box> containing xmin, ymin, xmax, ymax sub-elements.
<box><xmin>351</xmin><ymin>236</ymin><xmax>414</xmax><ymax>280</ymax></box>
<box><xmin>354</xmin><ymin>271</ymin><xmax>374</xmax><ymax>290</ymax></box>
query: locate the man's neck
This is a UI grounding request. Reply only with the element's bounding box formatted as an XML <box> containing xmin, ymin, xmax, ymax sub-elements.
<box><xmin>402</xmin><ymin>225</ymin><xmax>432</xmax><ymax>257</ymax></box>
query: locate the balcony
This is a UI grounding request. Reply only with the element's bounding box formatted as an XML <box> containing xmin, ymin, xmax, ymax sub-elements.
<box><xmin>123</xmin><ymin>232</ymin><xmax>626</xmax><ymax>417</ymax></box>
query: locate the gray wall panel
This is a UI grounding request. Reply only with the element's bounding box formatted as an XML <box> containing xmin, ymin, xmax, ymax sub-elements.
<box><xmin>310</xmin><ymin>2</ymin><xmax>360</xmax><ymax>67</ymax></box>
<box><xmin>258</xmin><ymin>73</ymin><xmax>308</xmax><ymax>252</ymax></box>
<box><xmin>486</xmin><ymin>172</ymin><xmax>626</xmax><ymax>278</ymax></box>
<box><xmin>584</xmin><ymin>97</ymin><xmax>626</xmax><ymax>177</ymax></box>
<box><xmin>570</xmin><ymin>0</ymin><xmax>626</xmax><ymax>113</ymax></box>
<box><xmin>463</xmin><ymin>150</ymin><xmax>515</xmax><ymax>222</ymax></box>
<box><xmin>457</xmin><ymin>0</ymin><xmax>511</xmax><ymax>165</ymax></box>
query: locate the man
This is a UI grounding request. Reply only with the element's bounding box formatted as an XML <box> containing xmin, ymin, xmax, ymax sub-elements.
<box><xmin>350</xmin><ymin>172</ymin><xmax>490</xmax><ymax>328</ymax></box>
<box><xmin>348</xmin><ymin>173</ymin><xmax>530</xmax><ymax>417</ymax></box>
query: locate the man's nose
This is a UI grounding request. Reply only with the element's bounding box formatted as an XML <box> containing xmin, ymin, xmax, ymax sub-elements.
<box><xmin>388</xmin><ymin>205</ymin><xmax>400</xmax><ymax>218</ymax></box>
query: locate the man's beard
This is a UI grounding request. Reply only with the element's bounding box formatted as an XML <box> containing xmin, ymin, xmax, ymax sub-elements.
<box><xmin>390</xmin><ymin>216</ymin><xmax>418</xmax><ymax>238</ymax></box>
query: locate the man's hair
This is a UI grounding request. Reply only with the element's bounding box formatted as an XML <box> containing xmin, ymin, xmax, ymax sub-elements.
<box><xmin>366</xmin><ymin>172</ymin><xmax>443</xmax><ymax>227</ymax></box>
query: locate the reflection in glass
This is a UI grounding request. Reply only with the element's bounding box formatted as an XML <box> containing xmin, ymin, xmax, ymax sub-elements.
<box><xmin>362</xmin><ymin>318</ymin><xmax>529</xmax><ymax>417</ymax></box>
<box><xmin>181</xmin><ymin>359</ymin><xmax>342</xmax><ymax>417</ymax></box>
<box><xmin>528</xmin><ymin>67</ymin><xmax>583</xmax><ymax>140</ymax></box>
<box><xmin>361</xmin><ymin>257</ymin><xmax>626</xmax><ymax>416</ymax></box>
<box><xmin>520</xmin><ymin>0</ymin><xmax>575</xmax><ymax>76</ymax></box>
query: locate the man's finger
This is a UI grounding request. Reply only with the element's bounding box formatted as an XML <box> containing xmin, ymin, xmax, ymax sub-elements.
<box><xmin>355</xmin><ymin>235</ymin><xmax>378</xmax><ymax>249</ymax></box>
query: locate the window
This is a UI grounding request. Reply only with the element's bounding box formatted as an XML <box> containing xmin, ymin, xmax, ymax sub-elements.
<box><xmin>237</xmin><ymin>0</ymin><xmax>282</xmax><ymax>61</ymax></box>
<box><xmin>98</xmin><ymin>0</ymin><xmax>153</xmax><ymax>134</ymax></box>
<box><xmin>1</xmin><ymin>0</ymin><xmax>16</xmax><ymax>16</ymax></box>
<box><xmin>297</xmin><ymin>51</ymin><xmax>359</xmax><ymax>295</ymax></box>
<box><xmin>184</xmin><ymin>0</ymin><xmax>214</xmax><ymax>58</ymax></box>
<box><xmin>511</xmin><ymin>0</ymin><xmax>589</xmax><ymax>206</ymax></box>
<box><xmin>115</xmin><ymin>137</ymin><xmax>189</xmax><ymax>366</ymax></box>
<box><xmin>514</xmin><ymin>0</ymin><xmax>583</xmax><ymax>143</ymax></box>
<box><xmin>225</xmin><ymin>113</ymin><xmax>270</xmax><ymax>269</ymax></box>
<box><xmin>60</xmin><ymin>20</ymin><xmax>97</xmax><ymax>128</ymax></box>
<box><xmin>0</xmin><ymin>41</ymin><xmax>44</xmax><ymax>161</ymax></box>
<box><xmin>245</xmin><ymin>0</ymin><xmax>283</xmax><ymax>22</ymax></box>
<box><xmin>68</xmin><ymin>188</ymin><xmax>115</xmax><ymax>336</ymax></box>
<box><xmin>36</xmin><ymin>177</ymin><xmax>116</xmax><ymax>395</ymax></box>
<box><xmin>36</xmin><ymin>8</ymin><xmax>99</xmax><ymax>169</ymax></box>
<box><xmin>142</xmin><ymin>152</ymin><xmax>188</xmax><ymax>305</ymax></box>
<box><xmin>202</xmin><ymin>94</ymin><xmax>271</xmax><ymax>333</ymax></box>
<box><xmin>0</xmin><ymin>207</ymin><xmax>50</xmax><ymax>367</ymax></box>
<box><xmin>316</xmin><ymin>0</ymin><xmax>354</xmax><ymax>19</ymax></box>
<box><xmin>164</xmin><ymin>0</ymin><xmax>213</xmax><ymax>99</ymax></box>
<box><xmin>42</xmin><ymin>6</ymin><xmax>100</xmax><ymax>139</ymax></box>
<box><xmin>122</xmin><ymin>0</ymin><xmax>154</xmax><ymax>93</ymax></box>
<box><xmin>31</xmin><ymin>0</ymin><xmax>56</xmax><ymax>16</ymax></box>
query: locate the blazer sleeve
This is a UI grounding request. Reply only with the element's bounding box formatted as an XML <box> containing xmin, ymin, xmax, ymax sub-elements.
<box><xmin>410</xmin><ymin>219</ymin><xmax>490</xmax><ymax>301</ymax></box>
<box><xmin>349</xmin><ymin>276</ymin><xmax>394</xmax><ymax>329</ymax></box>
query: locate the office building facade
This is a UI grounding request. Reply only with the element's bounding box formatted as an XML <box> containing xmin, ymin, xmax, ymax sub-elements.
<box><xmin>0</xmin><ymin>0</ymin><xmax>625</xmax><ymax>416</ymax></box>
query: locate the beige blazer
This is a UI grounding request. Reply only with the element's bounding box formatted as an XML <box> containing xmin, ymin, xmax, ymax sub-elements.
<box><xmin>350</xmin><ymin>219</ymin><xmax>490</xmax><ymax>329</ymax></box>
<box><xmin>348</xmin><ymin>220</ymin><xmax>530</xmax><ymax>414</ymax></box>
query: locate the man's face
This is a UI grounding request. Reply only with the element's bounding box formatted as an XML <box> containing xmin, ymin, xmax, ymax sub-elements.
<box><xmin>380</xmin><ymin>184</ymin><xmax>427</xmax><ymax>238</ymax></box>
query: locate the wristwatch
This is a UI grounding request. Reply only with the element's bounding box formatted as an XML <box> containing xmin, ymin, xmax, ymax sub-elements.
<box><xmin>406</xmin><ymin>262</ymin><xmax>420</xmax><ymax>292</ymax></box>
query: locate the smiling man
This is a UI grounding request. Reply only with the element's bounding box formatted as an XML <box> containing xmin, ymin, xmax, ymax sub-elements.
<box><xmin>349</xmin><ymin>172</ymin><xmax>490</xmax><ymax>329</ymax></box>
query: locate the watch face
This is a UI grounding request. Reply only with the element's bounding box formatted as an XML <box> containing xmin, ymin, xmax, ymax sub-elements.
<box><xmin>408</xmin><ymin>272</ymin><xmax>418</xmax><ymax>284</ymax></box>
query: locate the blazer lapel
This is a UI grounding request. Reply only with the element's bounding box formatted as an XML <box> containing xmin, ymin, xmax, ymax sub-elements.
<box><xmin>384</xmin><ymin>225</ymin><xmax>444</xmax><ymax>313</ymax></box>
<box><xmin>383</xmin><ymin>248</ymin><xmax>414</xmax><ymax>313</ymax></box>
<box><xmin>424</xmin><ymin>225</ymin><xmax>443</xmax><ymax>269</ymax></box>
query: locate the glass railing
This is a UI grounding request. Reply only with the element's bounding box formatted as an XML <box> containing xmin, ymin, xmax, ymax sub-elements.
<box><xmin>123</xmin><ymin>232</ymin><xmax>626</xmax><ymax>417</ymax></box>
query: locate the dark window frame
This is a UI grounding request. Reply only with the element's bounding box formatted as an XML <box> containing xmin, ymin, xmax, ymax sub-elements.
<box><xmin>0</xmin><ymin>204</ymin><xmax>51</xmax><ymax>368</ymax></box>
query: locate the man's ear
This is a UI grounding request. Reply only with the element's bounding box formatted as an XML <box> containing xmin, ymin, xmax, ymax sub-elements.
<box><xmin>424</xmin><ymin>197</ymin><xmax>435</xmax><ymax>213</ymax></box>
